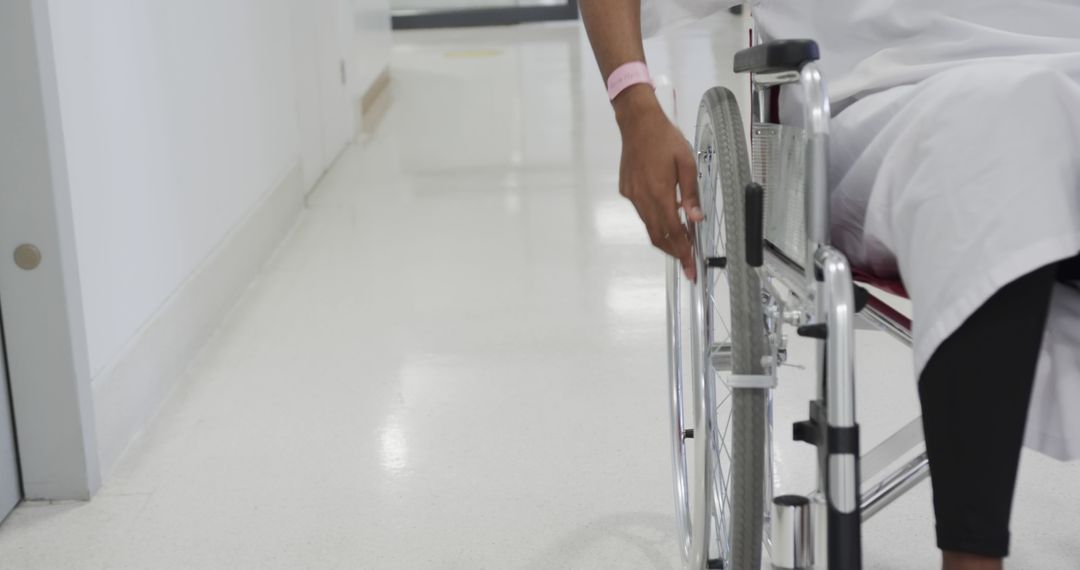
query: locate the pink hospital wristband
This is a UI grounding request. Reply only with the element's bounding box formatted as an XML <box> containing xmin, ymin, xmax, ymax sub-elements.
<box><xmin>606</xmin><ymin>61</ymin><xmax>653</xmax><ymax>101</ymax></box>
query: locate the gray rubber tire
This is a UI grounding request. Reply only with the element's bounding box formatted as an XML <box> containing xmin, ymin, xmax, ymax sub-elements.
<box><xmin>694</xmin><ymin>86</ymin><xmax>768</xmax><ymax>570</ymax></box>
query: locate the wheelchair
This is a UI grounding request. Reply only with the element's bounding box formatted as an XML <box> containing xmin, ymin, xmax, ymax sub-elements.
<box><xmin>665</xmin><ymin>39</ymin><xmax>929</xmax><ymax>570</ymax></box>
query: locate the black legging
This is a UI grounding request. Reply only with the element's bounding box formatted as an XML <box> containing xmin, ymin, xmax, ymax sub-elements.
<box><xmin>918</xmin><ymin>259</ymin><xmax>1077</xmax><ymax>557</ymax></box>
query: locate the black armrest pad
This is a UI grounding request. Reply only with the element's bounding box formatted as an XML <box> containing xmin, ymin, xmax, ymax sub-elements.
<box><xmin>733</xmin><ymin>39</ymin><xmax>820</xmax><ymax>74</ymax></box>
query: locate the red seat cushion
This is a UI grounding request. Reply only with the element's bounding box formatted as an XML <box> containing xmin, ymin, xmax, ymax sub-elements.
<box><xmin>852</xmin><ymin>268</ymin><xmax>913</xmax><ymax>334</ymax></box>
<box><xmin>852</xmin><ymin>268</ymin><xmax>909</xmax><ymax>299</ymax></box>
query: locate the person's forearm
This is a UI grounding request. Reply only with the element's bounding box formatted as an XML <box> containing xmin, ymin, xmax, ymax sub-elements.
<box><xmin>580</xmin><ymin>0</ymin><xmax>659</xmax><ymax>128</ymax></box>
<box><xmin>580</xmin><ymin>0</ymin><xmax>646</xmax><ymax>81</ymax></box>
<box><xmin>581</xmin><ymin>0</ymin><xmax>703</xmax><ymax>279</ymax></box>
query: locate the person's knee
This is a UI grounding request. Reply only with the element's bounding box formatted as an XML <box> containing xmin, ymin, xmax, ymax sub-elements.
<box><xmin>889</xmin><ymin>61</ymin><xmax>1080</xmax><ymax>196</ymax></box>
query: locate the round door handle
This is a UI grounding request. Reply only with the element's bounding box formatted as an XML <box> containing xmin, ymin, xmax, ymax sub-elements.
<box><xmin>14</xmin><ymin>244</ymin><xmax>42</xmax><ymax>270</ymax></box>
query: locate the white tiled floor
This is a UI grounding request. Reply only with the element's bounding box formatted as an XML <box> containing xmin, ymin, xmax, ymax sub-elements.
<box><xmin>2</xmin><ymin>18</ymin><xmax>1080</xmax><ymax>570</ymax></box>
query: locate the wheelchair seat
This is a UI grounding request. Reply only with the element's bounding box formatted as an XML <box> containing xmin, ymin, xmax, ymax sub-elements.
<box><xmin>852</xmin><ymin>269</ymin><xmax>913</xmax><ymax>341</ymax></box>
<box><xmin>852</xmin><ymin>269</ymin><xmax>908</xmax><ymax>298</ymax></box>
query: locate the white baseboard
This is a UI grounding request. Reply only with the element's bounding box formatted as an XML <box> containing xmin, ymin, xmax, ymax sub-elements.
<box><xmin>91</xmin><ymin>163</ymin><xmax>305</xmax><ymax>476</ymax></box>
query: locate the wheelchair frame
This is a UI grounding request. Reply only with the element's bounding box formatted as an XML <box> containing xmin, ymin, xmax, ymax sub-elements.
<box><xmin>666</xmin><ymin>40</ymin><xmax>932</xmax><ymax>570</ymax></box>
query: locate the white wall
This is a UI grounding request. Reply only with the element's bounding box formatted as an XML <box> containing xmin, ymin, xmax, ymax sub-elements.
<box><xmin>37</xmin><ymin>0</ymin><xmax>391</xmax><ymax>479</ymax></box>
<box><xmin>48</xmin><ymin>0</ymin><xmax>300</xmax><ymax>376</ymax></box>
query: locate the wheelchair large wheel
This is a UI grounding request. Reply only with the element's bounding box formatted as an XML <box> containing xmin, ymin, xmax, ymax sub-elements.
<box><xmin>668</xmin><ymin>87</ymin><xmax>769</xmax><ymax>570</ymax></box>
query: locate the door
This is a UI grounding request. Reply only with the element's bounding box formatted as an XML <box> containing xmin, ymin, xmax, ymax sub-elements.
<box><xmin>291</xmin><ymin>0</ymin><xmax>328</xmax><ymax>191</ymax></box>
<box><xmin>316</xmin><ymin>0</ymin><xmax>355</xmax><ymax>161</ymax></box>
<box><xmin>0</xmin><ymin>315</ymin><xmax>21</xmax><ymax>522</ymax></box>
<box><xmin>290</xmin><ymin>0</ymin><xmax>356</xmax><ymax>191</ymax></box>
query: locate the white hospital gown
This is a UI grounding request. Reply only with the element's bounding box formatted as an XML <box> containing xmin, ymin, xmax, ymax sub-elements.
<box><xmin>643</xmin><ymin>0</ymin><xmax>1080</xmax><ymax>460</ymax></box>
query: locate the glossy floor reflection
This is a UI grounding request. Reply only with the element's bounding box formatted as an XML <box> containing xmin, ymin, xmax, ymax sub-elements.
<box><xmin>1</xmin><ymin>19</ymin><xmax>1079</xmax><ymax>570</ymax></box>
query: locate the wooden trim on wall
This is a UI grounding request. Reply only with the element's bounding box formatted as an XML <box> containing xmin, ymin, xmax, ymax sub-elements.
<box><xmin>361</xmin><ymin>68</ymin><xmax>392</xmax><ymax>117</ymax></box>
<box><xmin>359</xmin><ymin>68</ymin><xmax>392</xmax><ymax>135</ymax></box>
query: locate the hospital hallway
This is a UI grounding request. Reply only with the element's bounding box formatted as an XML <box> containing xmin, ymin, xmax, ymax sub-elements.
<box><xmin>2</xmin><ymin>17</ymin><xmax>1080</xmax><ymax>570</ymax></box>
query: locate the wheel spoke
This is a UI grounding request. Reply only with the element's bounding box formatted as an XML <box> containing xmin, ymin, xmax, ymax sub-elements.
<box><xmin>715</xmin><ymin>394</ymin><xmax>733</xmax><ymax>463</ymax></box>
<box><xmin>710</xmin><ymin>429</ymin><xmax>732</xmax><ymax>556</ymax></box>
<box><xmin>709</xmin><ymin>375</ymin><xmax>738</xmax><ymax>559</ymax></box>
<box><xmin>715</xmin><ymin>391</ymin><xmax>731</xmax><ymax>411</ymax></box>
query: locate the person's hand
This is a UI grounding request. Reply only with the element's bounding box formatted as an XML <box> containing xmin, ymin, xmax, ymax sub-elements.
<box><xmin>614</xmin><ymin>84</ymin><xmax>703</xmax><ymax>281</ymax></box>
